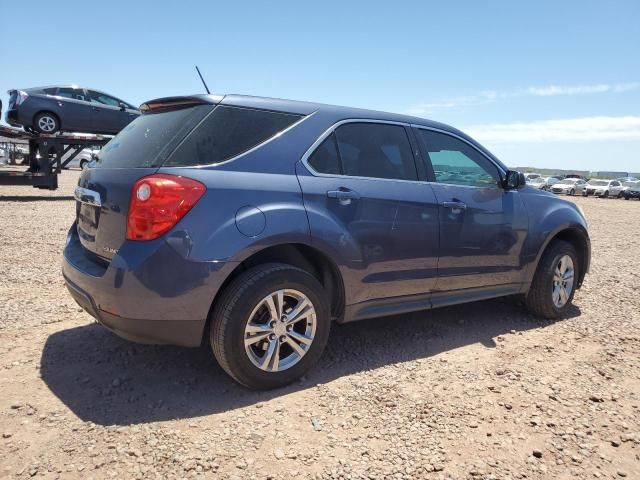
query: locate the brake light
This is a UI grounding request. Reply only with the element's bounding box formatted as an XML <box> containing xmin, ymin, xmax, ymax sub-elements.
<box><xmin>15</xmin><ymin>91</ymin><xmax>28</xmax><ymax>106</ymax></box>
<box><xmin>126</xmin><ymin>174</ymin><xmax>206</xmax><ymax>241</ymax></box>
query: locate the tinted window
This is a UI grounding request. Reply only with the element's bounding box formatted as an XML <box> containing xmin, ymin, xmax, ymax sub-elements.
<box><xmin>43</xmin><ymin>88</ymin><xmax>57</xmax><ymax>94</ymax></box>
<box><xmin>166</xmin><ymin>106</ymin><xmax>302</xmax><ymax>167</ymax></box>
<box><xmin>415</xmin><ymin>129</ymin><xmax>499</xmax><ymax>187</ymax></box>
<box><xmin>57</xmin><ymin>87</ymin><xmax>86</xmax><ymax>101</ymax></box>
<box><xmin>332</xmin><ymin>123</ymin><xmax>417</xmax><ymax>181</ymax></box>
<box><xmin>88</xmin><ymin>90</ymin><xmax>122</xmax><ymax>107</ymax></box>
<box><xmin>97</xmin><ymin>105</ymin><xmax>213</xmax><ymax>168</ymax></box>
<box><xmin>308</xmin><ymin>133</ymin><xmax>341</xmax><ymax>175</ymax></box>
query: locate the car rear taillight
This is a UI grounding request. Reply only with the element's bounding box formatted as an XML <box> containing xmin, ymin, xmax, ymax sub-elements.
<box><xmin>126</xmin><ymin>174</ymin><xmax>206</xmax><ymax>241</ymax></box>
<box><xmin>15</xmin><ymin>91</ymin><xmax>28</xmax><ymax>106</ymax></box>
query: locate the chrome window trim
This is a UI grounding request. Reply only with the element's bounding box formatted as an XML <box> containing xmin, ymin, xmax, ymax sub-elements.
<box><xmin>160</xmin><ymin>107</ymin><xmax>315</xmax><ymax>170</ymax></box>
<box><xmin>300</xmin><ymin>118</ymin><xmax>424</xmax><ymax>184</ymax></box>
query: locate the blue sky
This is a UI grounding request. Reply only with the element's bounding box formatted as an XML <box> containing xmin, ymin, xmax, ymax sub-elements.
<box><xmin>1</xmin><ymin>0</ymin><xmax>638</xmax><ymax>171</ymax></box>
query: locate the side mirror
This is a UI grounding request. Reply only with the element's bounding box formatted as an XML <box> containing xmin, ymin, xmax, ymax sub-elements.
<box><xmin>504</xmin><ymin>170</ymin><xmax>526</xmax><ymax>190</ymax></box>
<box><xmin>119</xmin><ymin>103</ymin><xmax>127</xmax><ymax>111</ymax></box>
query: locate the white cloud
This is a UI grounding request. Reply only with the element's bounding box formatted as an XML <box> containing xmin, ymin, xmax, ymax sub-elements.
<box><xmin>407</xmin><ymin>90</ymin><xmax>499</xmax><ymax>114</ymax></box>
<box><xmin>526</xmin><ymin>84</ymin><xmax>611</xmax><ymax>96</ymax></box>
<box><xmin>613</xmin><ymin>82</ymin><xmax>640</xmax><ymax>92</ymax></box>
<box><xmin>464</xmin><ymin>116</ymin><xmax>640</xmax><ymax>143</ymax></box>
<box><xmin>407</xmin><ymin>82</ymin><xmax>640</xmax><ymax>114</ymax></box>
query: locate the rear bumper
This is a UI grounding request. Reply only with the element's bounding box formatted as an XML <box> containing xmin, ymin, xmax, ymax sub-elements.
<box><xmin>62</xmin><ymin>225</ymin><xmax>238</xmax><ymax>347</ymax></box>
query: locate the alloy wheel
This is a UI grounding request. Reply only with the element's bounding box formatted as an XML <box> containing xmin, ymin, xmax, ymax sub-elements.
<box><xmin>552</xmin><ymin>255</ymin><xmax>575</xmax><ymax>308</ymax></box>
<box><xmin>38</xmin><ymin>116</ymin><xmax>57</xmax><ymax>133</ymax></box>
<box><xmin>244</xmin><ymin>289</ymin><xmax>317</xmax><ymax>372</ymax></box>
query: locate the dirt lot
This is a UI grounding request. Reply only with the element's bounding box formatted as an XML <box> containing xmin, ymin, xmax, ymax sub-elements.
<box><xmin>0</xmin><ymin>170</ymin><xmax>638</xmax><ymax>480</ymax></box>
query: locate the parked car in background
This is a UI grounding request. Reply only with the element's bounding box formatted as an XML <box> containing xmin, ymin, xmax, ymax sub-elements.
<box><xmin>5</xmin><ymin>85</ymin><xmax>140</xmax><ymax>135</ymax></box>
<box><xmin>528</xmin><ymin>176</ymin><xmax>561</xmax><ymax>191</ymax></box>
<box><xmin>526</xmin><ymin>177</ymin><xmax>547</xmax><ymax>190</ymax></box>
<box><xmin>584</xmin><ymin>179</ymin><xmax>624</xmax><ymax>198</ymax></box>
<box><xmin>623</xmin><ymin>182</ymin><xmax>640</xmax><ymax>200</ymax></box>
<box><xmin>616</xmin><ymin>176</ymin><xmax>639</xmax><ymax>183</ymax></box>
<box><xmin>620</xmin><ymin>180</ymin><xmax>640</xmax><ymax>197</ymax></box>
<box><xmin>63</xmin><ymin>93</ymin><xmax>590</xmax><ymax>389</ymax></box>
<box><xmin>551</xmin><ymin>178</ymin><xmax>587</xmax><ymax>195</ymax></box>
<box><xmin>524</xmin><ymin>172</ymin><xmax>542</xmax><ymax>181</ymax></box>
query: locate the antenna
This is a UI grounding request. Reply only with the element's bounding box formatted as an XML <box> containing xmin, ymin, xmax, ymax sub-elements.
<box><xmin>195</xmin><ymin>65</ymin><xmax>211</xmax><ymax>94</ymax></box>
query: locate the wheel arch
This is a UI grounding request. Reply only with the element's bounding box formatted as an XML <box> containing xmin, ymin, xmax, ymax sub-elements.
<box><xmin>202</xmin><ymin>242</ymin><xmax>345</xmax><ymax>345</ymax></box>
<box><xmin>533</xmin><ymin>226</ymin><xmax>590</xmax><ymax>290</ymax></box>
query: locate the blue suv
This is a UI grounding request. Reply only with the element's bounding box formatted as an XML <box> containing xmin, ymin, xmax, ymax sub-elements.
<box><xmin>63</xmin><ymin>94</ymin><xmax>590</xmax><ymax>389</ymax></box>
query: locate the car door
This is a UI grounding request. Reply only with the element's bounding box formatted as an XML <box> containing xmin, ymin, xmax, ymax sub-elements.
<box><xmin>610</xmin><ymin>181</ymin><xmax>622</xmax><ymax>196</ymax></box>
<box><xmin>297</xmin><ymin>120</ymin><xmax>440</xmax><ymax>306</ymax></box>
<box><xmin>412</xmin><ymin>126</ymin><xmax>529</xmax><ymax>297</ymax></box>
<box><xmin>54</xmin><ymin>87</ymin><xmax>92</xmax><ymax>132</ymax></box>
<box><xmin>87</xmin><ymin>90</ymin><xmax>132</xmax><ymax>134</ymax></box>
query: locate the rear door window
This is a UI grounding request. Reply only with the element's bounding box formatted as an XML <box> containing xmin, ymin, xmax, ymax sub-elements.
<box><xmin>57</xmin><ymin>87</ymin><xmax>87</xmax><ymax>102</ymax></box>
<box><xmin>332</xmin><ymin>123</ymin><xmax>417</xmax><ymax>181</ymax></box>
<box><xmin>165</xmin><ymin>106</ymin><xmax>302</xmax><ymax>166</ymax></box>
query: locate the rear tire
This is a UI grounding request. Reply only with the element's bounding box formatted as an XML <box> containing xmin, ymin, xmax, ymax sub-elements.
<box><xmin>33</xmin><ymin>112</ymin><xmax>60</xmax><ymax>134</ymax></box>
<box><xmin>79</xmin><ymin>159</ymin><xmax>88</xmax><ymax>170</ymax></box>
<box><xmin>210</xmin><ymin>263</ymin><xmax>330</xmax><ymax>390</ymax></box>
<box><xmin>526</xmin><ymin>240</ymin><xmax>579</xmax><ymax>319</ymax></box>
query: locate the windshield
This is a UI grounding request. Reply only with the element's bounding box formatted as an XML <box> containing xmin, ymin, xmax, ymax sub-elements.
<box><xmin>588</xmin><ymin>180</ymin><xmax>608</xmax><ymax>186</ymax></box>
<box><xmin>562</xmin><ymin>178</ymin><xmax>579</xmax><ymax>184</ymax></box>
<box><xmin>623</xmin><ymin>181</ymin><xmax>638</xmax><ymax>187</ymax></box>
<box><xmin>529</xmin><ymin>177</ymin><xmax>544</xmax><ymax>183</ymax></box>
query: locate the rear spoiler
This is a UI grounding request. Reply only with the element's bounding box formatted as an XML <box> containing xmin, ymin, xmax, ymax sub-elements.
<box><xmin>139</xmin><ymin>94</ymin><xmax>223</xmax><ymax>113</ymax></box>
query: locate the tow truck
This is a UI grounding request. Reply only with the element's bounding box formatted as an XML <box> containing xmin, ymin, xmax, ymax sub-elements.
<box><xmin>0</xmin><ymin>125</ymin><xmax>111</xmax><ymax>190</ymax></box>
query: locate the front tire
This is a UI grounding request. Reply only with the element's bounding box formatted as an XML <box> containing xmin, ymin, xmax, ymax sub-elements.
<box><xmin>569</xmin><ymin>188</ymin><xmax>575</xmax><ymax>196</ymax></box>
<box><xmin>526</xmin><ymin>240</ymin><xmax>579</xmax><ymax>319</ymax></box>
<box><xmin>210</xmin><ymin>263</ymin><xmax>330</xmax><ymax>390</ymax></box>
<box><xmin>603</xmin><ymin>190</ymin><xmax>609</xmax><ymax>198</ymax></box>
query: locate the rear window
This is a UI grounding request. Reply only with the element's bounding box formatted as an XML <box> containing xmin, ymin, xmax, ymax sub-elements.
<box><xmin>96</xmin><ymin>105</ymin><xmax>213</xmax><ymax>168</ymax></box>
<box><xmin>164</xmin><ymin>106</ymin><xmax>302</xmax><ymax>166</ymax></box>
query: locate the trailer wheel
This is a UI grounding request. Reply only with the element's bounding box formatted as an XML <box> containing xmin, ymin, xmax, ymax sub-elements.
<box><xmin>34</xmin><ymin>112</ymin><xmax>60</xmax><ymax>134</ymax></box>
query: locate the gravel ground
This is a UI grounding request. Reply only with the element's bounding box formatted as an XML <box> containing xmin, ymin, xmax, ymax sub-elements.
<box><xmin>0</xmin><ymin>170</ymin><xmax>638</xmax><ymax>480</ymax></box>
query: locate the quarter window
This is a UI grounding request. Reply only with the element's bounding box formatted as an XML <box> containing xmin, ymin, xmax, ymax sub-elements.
<box><xmin>308</xmin><ymin>133</ymin><xmax>341</xmax><ymax>175</ymax></box>
<box><xmin>415</xmin><ymin>129</ymin><xmax>500</xmax><ymax>187</ymax></box>
<box><xmin>165</xmin><ymin>106</ymin><xmax>302</xmax><ymax>166</ymax></box>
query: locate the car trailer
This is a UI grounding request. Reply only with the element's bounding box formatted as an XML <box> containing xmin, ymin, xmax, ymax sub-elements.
<box><xmin>0</xmin><ymin>125</ymin><xmax>111</xmax><ymax>190</ymax></box>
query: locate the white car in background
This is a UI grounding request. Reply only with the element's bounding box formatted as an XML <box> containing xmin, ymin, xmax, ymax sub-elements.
<box><xmin>551</xmin><ymin>178</ymin><xmax>587</xmax><ymax>195</ymax></box>
<box><xmin>584</xmin><ymin>179</ymin><xmax>624</xmax><ymax>198</ymax></box>
<box><xmin>62</xmin><ymin>147</ymin><xmax>99</xmax><ymax>169</ymax></box>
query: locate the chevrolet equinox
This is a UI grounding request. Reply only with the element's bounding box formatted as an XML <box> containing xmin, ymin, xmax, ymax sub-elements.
<box><xmin>63</xmin><ymin>94</ymin><xmax>591</xmax><ymax>389</ymax></box>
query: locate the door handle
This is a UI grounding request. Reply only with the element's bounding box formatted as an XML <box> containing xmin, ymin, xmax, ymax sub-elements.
<box><xmin>441</xmin><ymin>201</ymin><xmax>467</xmax><ymax>212</ymax></box>
<box><xmin>92</xmin><ymin>107</ymin><xmax>100</xmax><ymax>112</ymax></box>
<box><xmin>327</xmin><ymin>189</ymin><xmax>360</xmax><ymax>200</ymax></box>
